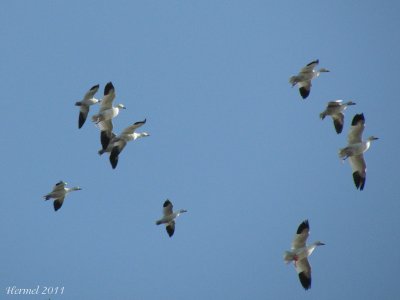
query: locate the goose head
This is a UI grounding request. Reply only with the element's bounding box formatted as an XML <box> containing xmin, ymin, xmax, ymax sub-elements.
<box><xmin>318</xmin><ymin>68</ymin><xmax>330</xmax><ymax>73</ymax></box>
<box><xmin>368</xmin><ymin>136</ymin><xmax>379</xmax><ymax>141</ymax></box>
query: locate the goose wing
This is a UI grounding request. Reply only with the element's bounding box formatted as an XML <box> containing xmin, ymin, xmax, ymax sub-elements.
<box><xmin>349</xmin><ymin>154</ymin><xmax>366</xmax><ymax>190</ymax></box>
<box><xmin>348</xmin><ymin>113</ymin><xmax>365</xmax><ymax>144</ymax></box>
<box><xmin>99</xmin><ymin>82</ymin><xmax>116</xmax><ymax>111</ymax></box>
<box><xmin>298</xmin><ymin>82</ymin><xmax>311</xmax><ymax>99</ymax></box>
<box><xmin>332</xmin><ymin>113</ymin><xmax>344</xmax><ymax>134</ymax></box>
<box><xmin>327</xmin><ymin>100</ymin><xmax>342</xmax><ymax>108</ymax></box>
<box><xmin>166</xmin><ymin>220</ymin><xmax>175</xmax><ymax>237</ymax></box>
<box><xmin>109</xmin><ymin>140</ymin><xmax>127</xmax><ymax>169</ymax></box>
<box><xmin>296</xmin><ymin>258</ymin><xmax>312</xmax><ymax>290</ymax></box>
<box><xmin>163</xmin><ymin>199</ymin><xmax>173</xmax><ymax>216</ymax></box>
<box><xmin>78</xmin><ymin>105</ymin><xmax>90</xmax><ymax>129</ymax></box>
<box><xmin>52</xmin><ymin>181</ymin><xmax>66</xmax><ymax>192</ymax></box>
<box><xmin>121</xmin><ymin>119</ymin><xmax>147</xmax><ymax>136</ymax></box>
<box><xmin>292</xmin><ymin>220</ymin><xmax>309</xmax><ymax>250</ymax></box>
<box><xmin>299</xmin><ymin>59</ymin><xmax>319</xmax><ymax>74</ymax></box>
<box><xmin>98</xmin><ymin>119</ymin><xmax>114</xmax><ymax>150</ymax></box>
<box><xmin>83</xmin><ymin>84</ymin><xmax>100</xmax><ymax>101</ymax></box>
<box><xmin>53</xmin><ymin>197</ymin><xmax>65</xmax><ymax>211</ymax></box>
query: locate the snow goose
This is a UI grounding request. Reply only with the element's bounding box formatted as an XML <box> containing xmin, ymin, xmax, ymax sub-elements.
<box><xmin>283</xmin><ymin>220</ymin><xmax>325</xmax><ymax>290</ymax></box>
<box><xmin>339</xmin><ymin>113</ymin><xmax>379</xmax><ymax>190</ymax></box>
<box><xmin>289</xmin><ymin>59</ymin><xmax>330</xmax><ymax>99</ymax></box>
<box><xmin>75</xmin><ymin>84</ymin><xmax>100</xmax><ymax>128</ymax></box>
<box><xmin>100</xmin><ymin>119</ymin><xmax>149</xmax><ymax>169</ymax></box>
<box><xmin>156</xmin><ymin>199</ymin><xmax>187</xmax><ymax>237</ymax></box>
<box><xmin>91</xmin><ymin>82</ymin><xmax>126</xmax><ymax>125</ymax></box>
<box><xmin>43</xmin><ymin>181</ymin><xmax>82</xmax><ymax>211</ymax></box>
<box><xmin>320</xmin><ymin>100</ymin><xmax>356</xmax><ymax>134</ymax></box>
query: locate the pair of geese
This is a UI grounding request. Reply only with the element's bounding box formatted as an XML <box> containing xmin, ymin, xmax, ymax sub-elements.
<box><xmin>43</xmin><ymin>182</ymin><xmax>186</xmax><ymax>237</ymax></box>
<box><xmin>290</xmin><ymin>59</ymin><xmax>379</xmax><ymax>190</ymax></box>
<box><xmin>75</xmin><ymin>82</ymin><xmax>149</xmax><ymax>169</ymax></box>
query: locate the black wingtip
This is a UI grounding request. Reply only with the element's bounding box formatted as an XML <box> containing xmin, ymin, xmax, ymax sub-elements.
<box><xmin>297</xmin><ymin>220</ymin><xmax>309</xmax><ymax>234</ymax></box>
<box><xmin>306</xmin><ymin>59</ymin><xmax>319</xmax><ymax>66</ymax></box>
<box><xmin>109</xmin><ymin>147</ymin><xmax>120</xmax><ymax>169</ymax></box>
<box><xmin>299</xmin><ymin>87</ymin><xmax>310</xmax><ymax>99</ymax></box>
<box><xmin>351</xmin><ymin>113</ymin><xmax>365</xmax><ymax>126</ymax></box>
<box><xmin>353</xmin><ymin>171</ymin><xmax>365</xmax><ymax>191</ymax></box>
<box><xmin>104</xmin><ymin>82</ymin><xmax>114</xmax><ymax>95</ymax></box>
<box><xmin>53</xmin><ymin>200</ymin><xmax>62</xmax><ymax>211</ymax></box>
<box><xmin>298</xmin><ymin>272</ymin><xmax>311</xmax><ymax>290</ymax></box>
<box><xmin>90</xmin><ymin>84</ymin><xmax>100</xmax><ymax>91</ymax></box>
<box><xmin>333</xmin><ymin>119</ymin><xmax>343</xmax><ymax>134</ymax></box>
<box><xmin>166</xmin><ymin>225</ymin><xmax>174</xmax><ymax>237</ymax></box>
<box><xmin>163</xmin><ymin>199</ymin><xmax>172</xmax><ymax>207</ymax></box>
<box><xmin>78</xmin><ymin>113</ymin><xmax>85</xmax><ymax>129</ymax></box>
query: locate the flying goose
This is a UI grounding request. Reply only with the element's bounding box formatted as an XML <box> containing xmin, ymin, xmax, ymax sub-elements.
<box><xmin>339</xmin><ymin>113</ymin><xmax>379</xmax><ymax>190</ymax></box>
<box><xmin>156</xmin><ymin>199</ymin><xmax>187</xmax><ymax>237</ymax></box>
<box><xmin>75</xmin><ymin>84</ymin><xmax>100</xmax><ymax>128</ymax></box>
<box><xmin>289</xmin><ymin>59</ymin><xmax>330</xmax><ymax>99</ymax></box>
<box><xmin>320</xmin><ymin>100</ymin><xmax>356</xmax><ymax>134</ymax></box>
<box><xmin>99</xmin><ymin>119</ymin><xmax>149</xmax><ymax>169</ymax></box>
<box><xmin>43</xmin><ymin>181</ymin><xmax>82</xmax><ymax>211</ymax></box>
<box><xmin>91</xmin><ymin>82</ymin><xmax>126</xmax><ymax>125</ymax></box>
<box><xmin>283</xmin><ymin>220</ymin><xmax>325</xmax><ymax>290</ymax></box>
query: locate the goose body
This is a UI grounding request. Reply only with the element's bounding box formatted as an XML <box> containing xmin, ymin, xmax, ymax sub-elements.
<box><xmin>283</xmin><ymin>220</ymin><xmax>325</xmax><ymax>290</ymax></box>
<box><xmin>75</xmin><ymin>84</ymin><xmax>100</xmax><ymax>128</ymax></box>
<box><xmin>43</xmin><ymin>181</ymin><xmax>82</xmax><ymax>211</ymax></box>
<box><xmin>99</xmin><ymin>119</ymin><xmax>149</xmax><ymax>169</ymax></box>
<box><xmin>289</xmin><ymin>59</ymin><xmax>329</xmax><ymax>99</ymax></box>
<box><xmin>156</xmin><ymin>199</ymin><xmax>187</xmax><ymax>237</ymax></box>
<box><xmin>339</xmin><ymin>113</ymin><xmax>378</xmax><ymax>190</ymax></box>
<box><xmin>320</xmin><ymin>100</ymin><xmax>356</xmax><ymax>134</ymax></box>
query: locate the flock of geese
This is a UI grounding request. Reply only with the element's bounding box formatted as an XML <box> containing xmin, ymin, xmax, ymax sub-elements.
<box><xmin>42</xmin><ymin>59</ymin><xmax>378</xmax><ymax>291</ymax></box>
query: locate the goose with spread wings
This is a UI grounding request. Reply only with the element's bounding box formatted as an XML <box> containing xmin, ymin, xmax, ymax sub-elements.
<box><xmin>320</xmin><ymin>100</ymin><xmax>356</xmax><ymax>134</ymax></box>
<box><xmin>91</xmin><ymin>82</ymin><xmax>126</xmax><ymax>152</ymax></box>
<box><xmin>98</xmin><ymin>119</ymin><xmax>149</xmax><ymax>169</ymax></box>
<box><xmin>289</xmin><ymin>59</ymin><xmax>329</xmax><ymax>99</ymax></box>
<box><xmin>156</xmin><ymin>199</ymin><xmax>187</xmax><ymax>237</ymax></box>
<box><xmin>339</xmin><ymin>113</ymin><xmax>378</xmax><ymax>190</ymax></box>
<box><xmin>43</xmin><ymin>181</ymin><xmax>82</xmax><ymax>211</ymax></box>
<box><xmin>284</xmin><ymin>220</ymin><xmax>325</xmax><ymax>290</ymax></box>
<box><xmin>75</xmin><ymin>84</ymin><xmax>100</xmax><ymax>129</ymax></box>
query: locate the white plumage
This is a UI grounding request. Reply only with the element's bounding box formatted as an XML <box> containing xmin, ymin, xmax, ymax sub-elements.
<box><xmin>339</xmin><ymin>113</ymin><xmax>379</xmax><ymax>190</ymax></box>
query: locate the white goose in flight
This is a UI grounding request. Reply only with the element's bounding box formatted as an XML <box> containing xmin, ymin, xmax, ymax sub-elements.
<box><xmin>156</xmin><ymin>199</ymin><xmax>187</xmax><ymax>237</ymax></box>
<box><xmin>339</xmin><ymin>113</ymin><xmax>379</xmax><ymax>190</ymax></box>
<box><xmin>98</xmin><ymin>119</ymin><xmax>149</xmax><ymax>169</ymax></box>
<box><xmin>320</xmin><ymin>100</ymin><xmax>356</xmax><ymax>134</ymax></box>
<box><xmin>289</xmin><ymin>59</ymin><xmax>329</xmax><ymax>99</ymax></box>
<box><xmin>43</xmin><ymin>181</ymin><xmax>82</xmax><ymax>211</ymax></box>
<box><xmin>284</xmin><ymin>220</ymin><xmax>325</xmax><ymax>290</ymax></box>
<box><xmin>75</xmin><ymin>84</ymin><xmax>100</xmax><ymax>129</ymax></box>
<box><xmin>91</xmin><ymin>81</ymin><xmax>126</xmax><ymax>124</ymax></box>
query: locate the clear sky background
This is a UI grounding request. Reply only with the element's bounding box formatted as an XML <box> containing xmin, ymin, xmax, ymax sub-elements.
<box><xmin>1</xmin><ymin>1</ymin><xmax>399</xmax><ymax>299</ymax></box>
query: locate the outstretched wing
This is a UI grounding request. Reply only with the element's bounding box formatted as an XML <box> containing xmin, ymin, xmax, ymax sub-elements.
<box><xmin>349</xmin><ymin>154</ymin><xmax>366</xmax><ymax>190</ymax></box>
<box><xmin>292</xmin><ymin>220</ymin><xmax>309</xmax><ymax>250</ymax></box>
<box><xmin>163</xmin><ymin>199</ymin><xmax>173</xmax><ymax>216</ymax></box>
<box><xmin>100</xmin><ymin>82</ymin><xmax>116</xmax><ymax>111</ymax></box>
<box><xmin>166</xmin><ymin>220</ymin><xmax>175</xmax><ymax>237</ymax></box>
<box><xmin>296</xmin><ymin>258</ymin><xmax>312</xmax><ymax>290</ymax></box>
<box><xmin>121</xmin><ymin>119</ymin><xmax>147</xmax><ymax>136</ymax></box>
<box><xmin>348</xmin><ymin>114</ymin><xmax>365</xmax><ymax>144</ymax></box>
<box><xmin>83</xmin><ymin>84</ymin><xmax>100</xmax><ymax>101</ymax></box>
<box><xmin>53</xmin><ymin>197</ymin><xmax>65</xmax><ymax>211</ymax></box>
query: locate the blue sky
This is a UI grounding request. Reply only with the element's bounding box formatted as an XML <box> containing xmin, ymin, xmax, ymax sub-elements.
<box><xmin>1</xmin><ymin>1</ymin><xmax>400</xmax><ymax>299</ymax></box>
